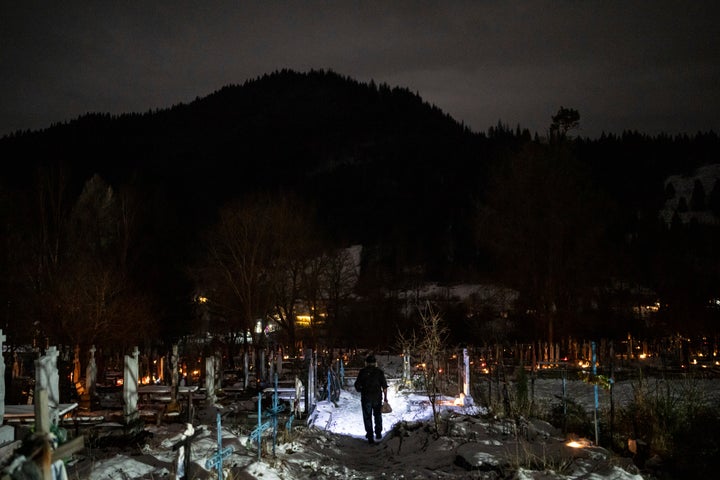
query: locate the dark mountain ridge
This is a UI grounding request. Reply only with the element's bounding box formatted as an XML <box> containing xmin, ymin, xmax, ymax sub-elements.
<box><xmin>2</xmin><ymin>69</ymin><xmax>719</xmax><ymax>287</ymax></box>
<box><xmin>1</xmin><ymin>69</ymin><xmax>488</xmax><ymax>274</ymax></box>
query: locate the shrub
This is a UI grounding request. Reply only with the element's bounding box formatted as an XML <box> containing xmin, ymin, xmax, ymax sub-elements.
<box><xmin>615</xmin><ymin>373</ymin><xmax>720</xmax><ymax>477</ymax></box>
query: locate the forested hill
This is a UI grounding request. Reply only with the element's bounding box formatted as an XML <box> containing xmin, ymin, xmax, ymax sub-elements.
<box><xmin>3</xmin><ymin>68</ymin><xmax>720</xmax><ymax>344</ymax></box>
<box><xmin>2</xmin><ymin>69</ymin><xmax>720</xmax><ymax>286</ymax></box>
<box><xmin>1</xmin><ymin>69</ymin><xmax>489</xmax><ymax>270</ymax></box>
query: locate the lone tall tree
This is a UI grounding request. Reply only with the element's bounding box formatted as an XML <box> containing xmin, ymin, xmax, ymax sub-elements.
<box><xmin>550</xmin><ymin>106</ymin><xmax>580</xmax><ymax>140</ymax></box>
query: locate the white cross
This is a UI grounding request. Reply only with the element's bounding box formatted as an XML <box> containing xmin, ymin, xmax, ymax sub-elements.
<box><xmin>46</xmin><ymin>345</ymin><xmax>59</xmax><ymax>360</ymax></box>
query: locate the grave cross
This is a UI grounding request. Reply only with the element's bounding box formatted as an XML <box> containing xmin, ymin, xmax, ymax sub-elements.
<box><xmin>0</xmin><ymin>330</ymin><xmax>5</xmax><ymax>425</ymax></box>
<box><xmin>249</xmin><ymin>374</ymin><xmax>285</xmax><ymax>458</ymax></box>
<box><xmin>86</xmin><ymin>345</ymin><xmax>97</xmax><ymax>398</ymax></box>
<box><xmin>205</xmin><ymin>413</ymin><xmax>233</xmax><ymax>480</ymax></box>
<box><xmin>123</xmin><ymin>346</ymin><xmax>140</xmax><ymax>423</ymax></box>
<box><xmin>172</xmin><ymin>425</ymin><xmax>204</xmax><ymax>480</ymax></box>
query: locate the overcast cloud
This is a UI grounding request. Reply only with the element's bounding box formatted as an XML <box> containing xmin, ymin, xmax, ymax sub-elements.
<box><xmin>1</xmin><ymin>1</ymin><xmax>718</xmax><ymax>138</ymax></box>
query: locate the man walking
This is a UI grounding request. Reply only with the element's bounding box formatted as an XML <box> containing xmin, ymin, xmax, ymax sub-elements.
<box><xmin>354</xmin><ymin>354</ymin><xmax>388</xmax><ymax>444</ymax></box>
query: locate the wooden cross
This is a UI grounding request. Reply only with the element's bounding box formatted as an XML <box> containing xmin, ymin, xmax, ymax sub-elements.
<box><xmin>205</xmin><ymin>413</ymin><xmax>233</xmax><ymax>480</ymax></box>
<box><xmin>34</xmin><ymin>389</ymin><xmax>84</xmax><ymax>480</ymax></box>
<box><xmin>171</xmin><ymin>425</ymin><xmax>204</xmax><ymax>480</ymax></box>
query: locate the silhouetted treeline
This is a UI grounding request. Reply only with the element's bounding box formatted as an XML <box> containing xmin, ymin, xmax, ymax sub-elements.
<box><xmin>1</xmin><ymin>69</ymin><xmax>719</xmax><ymax>349</ymax></box>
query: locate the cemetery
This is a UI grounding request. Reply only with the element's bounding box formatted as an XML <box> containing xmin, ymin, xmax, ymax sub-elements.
<box><xmin>0</xmin><ymin>327</ymin><xmax>718</xmax><ymax>479</ymax></box>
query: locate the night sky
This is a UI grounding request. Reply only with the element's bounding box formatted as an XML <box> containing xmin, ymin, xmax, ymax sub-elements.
<box><xmin>1</xmin><ymin>1</ymin><xmax>718</xmax><ymax>139</ymax></box>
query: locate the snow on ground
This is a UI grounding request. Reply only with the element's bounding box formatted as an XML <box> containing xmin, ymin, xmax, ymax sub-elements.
<box><xmin>61</xmin><ymin>355</ymin><xmax>651</xmax><ymax>479</ymax></box>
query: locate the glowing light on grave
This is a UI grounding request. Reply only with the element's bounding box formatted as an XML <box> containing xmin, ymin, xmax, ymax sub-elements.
<box><xmin>566</xmin><ymin>437</ymin><xmax>591</xmax><ymax>449</ymax></box>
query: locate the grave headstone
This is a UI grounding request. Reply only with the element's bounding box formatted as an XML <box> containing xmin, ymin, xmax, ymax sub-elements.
<box><xmin>123</xmin><ymin>346</ymin><xmax>140</xmax><ymax>423</ymax></box>
<box><xmin>168</xmin><ymin>345</ymin><xmax>181</xmax><ymax>413</ymax></box>
<box><xmin>294</xmin><ymin>375</ymin><xmax>303</xmax><ymax>417</ymax></box>
<box><xmin>307</xmin><ymin>351</ymin><xmax>316</xmax><ymax>413</ymax></box>
<box><xmin>158</xmin><ymin>355</ymin><xmax>165</xmax><ymax>383</ymax></box>
<box><xmin>0</xmin><ymin>330</ymin><xmax>5</xmax><ymax>425</ymax></box>
<box><xmin>35</xmin><ymin>346</ymin><xmax>60</xmax><ymax>426</ymax></box>
<box><xmin>12</xmin><ymin>352</ymin><xmax>20</xmax><ymax>379</ymax></box>
<box><xmin>0</xmin><ymin>330</ymin><xmax>13</xmax><ymax>445</ymax></box>
<box><xmin>403</xmin><ymin>349</ymin><xmax>412</xmax><ymax>388</ymax></box>
<box><xmin>72</xmin><ymin>345</ymin><xmax>81</xmax><ymax>384</ymax></box>
<box><xmin>276</xmin><ymin>347</ymin><xmax>283</xmax><ymax>378</ymax></box>
<box><xmin>243</xmin><ymin>352</ymin><xmax>249</xmax><ymax>390</ymax></box>
<box><xmin>462</xmin><ymin>348</ymin><xmax>472</xmax><ymax>400</ymax></box>
<box><xmin>215</xmin><ymin>351</ymin><xmax>222</xmax><ymax>390</ymax></box>
<box><xmin>205</xmin><ymin>356</ymin><xmax>216</xmax><ymax>404</ymax></box>
<box><xmin>85</xmin><ymin>345</ymin><xmax>97</xmax><ymax>398</ymax></box>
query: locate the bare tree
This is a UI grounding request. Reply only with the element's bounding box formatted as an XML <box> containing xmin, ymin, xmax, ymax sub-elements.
<box><xmin>28</xmin><ymin>172</ymin><xmax>156</xmax><ymax>350</ymax></box>
<box><xmin>400</xmin><ymin>302</ymin><xmax>449</xmax><ymax>436</ymax></box>
<box><xmin>202</xmin><ymin>196</ymin><xmax>275</xmax><ymax>355</ymax></box>
<box><xmin>201</xmin><ymin>193</ymin><xmax>322</xmax><ymax>363</ymax></box>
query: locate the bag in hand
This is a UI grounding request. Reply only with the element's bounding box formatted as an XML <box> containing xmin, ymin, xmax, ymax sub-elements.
<box><xmin>381</xmin><ymin>400</ymin><xmax>392</xmax><ymax>413</ymax></box>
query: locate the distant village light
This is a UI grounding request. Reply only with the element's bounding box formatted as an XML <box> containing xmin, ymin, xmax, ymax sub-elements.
<box><xmin>296</xmin><ymin>315</ymin><xmax>312</xmax><ymax>327</ymax></box>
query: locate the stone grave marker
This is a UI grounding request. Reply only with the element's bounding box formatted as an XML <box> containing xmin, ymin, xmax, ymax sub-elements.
<box><xmin>168</xmin><ymin>344</ymin><xmax>181</xmax><ymax>413</ymax></box>
<box><xmin>205</xmin><ymin>355</ymin><xmax>216</xmax><ymax>404</ymax></box>
<box><xmin>72</xmin><ymin>345</ymin><xmax>81</xmax><ymax>384</ymax></box>
<box><xmin>0</xmin><ymin>330</ymin><xmax>13</xmax><ymax>444</ymax></box>
<box><xmin>215</xmin><ymin>351</ymin><xmax>222</xmax><ymax>391</ymax></box>
<box><xmin>460</xmin><ymin>347</ymin><xmax>473</xmax><ymax>406</ymax></box>
<box><xmin>403</xmin><ymin>349</ymin><xmax>412</xmax><ymax>388</ymax></box>
<box><xmin>85</xmin><ymin>345</ymin><xmax>97</xmax><ymax>398</ymax></box>
<box><xmin>276</xmin><ymin>347</ymin><xmax>283</xmax><ymax>378</ymax></box>
<box><xmin>123</xmin><ymin>346</ymin><xmax>140</xmax><ymax>423</ymax></box>
<box><xmin>0</xmin><ymin>330</ymin><xmax>5</xmax><ymax>425</ymax></box>
<box><xmin>243</xmin><ymin>352</ymin><xmax>249</xmax><ymax>390</ymax></box>
<box><xmin>12</xmin><ymin>352</ymin><xmax>20</xmax><ymax>379</ymax></box>
<box><xmin>35</xmin><ymin>346</ymin><xmax>60</xmax><ymax>426</ymax></box>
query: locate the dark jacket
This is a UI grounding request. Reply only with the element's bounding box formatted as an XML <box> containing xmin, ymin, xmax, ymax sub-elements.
<box><xmin>354</xmin><ymin>364</ymin><xmax>388</xmax><ymax>401</ymax></box>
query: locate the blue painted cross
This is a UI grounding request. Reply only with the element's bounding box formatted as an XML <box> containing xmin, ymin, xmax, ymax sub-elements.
<box><xmin>205</xmin><ymin>413</ymin><xmax>234</xmax><ymax>480</ymax></box>
<box><xmin>249</xmin><ymin>374</ymin><xmax>286</xmax><ymax>458</ymax></box>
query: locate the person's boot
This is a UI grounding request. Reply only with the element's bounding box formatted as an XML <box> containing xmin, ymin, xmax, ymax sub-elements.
<box><xmin>375</xmin><ymin>432</ymin><xmax>381</xmax><ymax>439</ymax></box>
